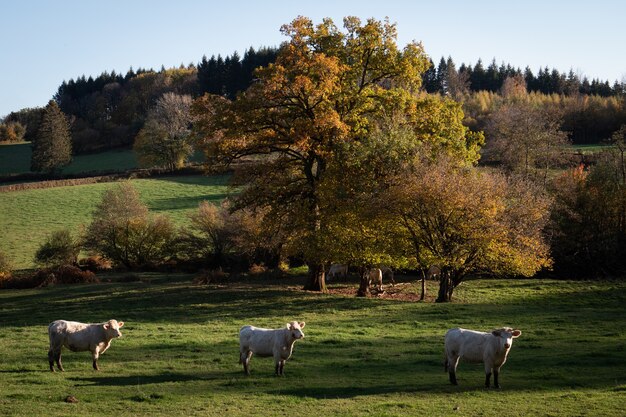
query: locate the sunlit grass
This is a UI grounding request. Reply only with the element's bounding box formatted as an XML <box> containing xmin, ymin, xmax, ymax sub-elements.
<box><xmin>0</xmin><ymin>175</ymin><xmax>232</xmax><ymax>269</ymax></box>
<box><xmin>0</xmin><ymin>275</ymin><xmax>624</xmax><ymax>416</ymax></box>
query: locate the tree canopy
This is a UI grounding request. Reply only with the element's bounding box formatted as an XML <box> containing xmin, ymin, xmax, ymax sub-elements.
<box><xmin>30</xmin><ymin>100</ymin><xmax>72</xmax><ymax>173</ymax></box>
<box><xmin>193</xmin><ymin>16</ymin><xmax>483</xmax><ymax>291</ymax></box>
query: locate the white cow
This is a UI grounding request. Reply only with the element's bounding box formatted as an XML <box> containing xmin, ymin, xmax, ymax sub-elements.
<box><xmin>427</xmin><ymin>265</ymin><xmax>441</xmax><ymax>280</ymax></box>
<box><xmin>368</xmin><ymin>268</ymin><xmax>383</xmax><ymax>292</ymax></box>
<box><xmin>444</xmin><ymin>327</ymin><xmax>521</xmax><ymax>388</ymax></box>
<box><xmin>327</xmin><ymin>264</ymin><xmax>348</xmax><ymax>281</ymax></box>
<box><xmin>380</xmin><ymin>267</ymin><xmax>395</xmax><ymax>285</ymax></box>
<box><xmin>48</xmin><ymin>319</ymin><xmax>124</xmax><ymax>371</ymax></box>
<box><xmin>239</xmin><ymin>321</ymin><xmax>305</xmax><ymax>376</ymax></box>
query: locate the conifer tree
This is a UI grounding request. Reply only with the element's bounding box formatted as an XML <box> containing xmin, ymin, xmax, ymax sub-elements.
<box><xmin>31</xmin><ymin>100</ymin><xmax>72</xmax><ymax>173</ymax></box>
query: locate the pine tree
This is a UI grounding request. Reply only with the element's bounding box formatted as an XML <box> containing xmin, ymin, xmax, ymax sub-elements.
<box><xmin>31</xmin><ymin>100</ymin><xmax>72</xmax><ymax>173</ymax></box>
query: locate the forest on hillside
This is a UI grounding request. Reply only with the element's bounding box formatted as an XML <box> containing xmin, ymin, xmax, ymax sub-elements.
<box><xmin>1</xmin><ymin>46</ymin><xmax>625</xmax><ymax>153</ymax></box>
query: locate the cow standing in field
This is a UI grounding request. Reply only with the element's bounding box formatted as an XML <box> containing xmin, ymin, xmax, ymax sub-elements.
<box><xmin>380</xmin><ymin>267</ymin><xmax>395</xmax><ymax>285</ymax></box>
<box><xmin>327</xmin><ymin>264</ymin><xmax>348</xmax><ymax>281</ymax></box>
<box><xmin>368</xmin><ymin>268</ymin><xmax>383</xmax><ymax>292</ymax></box>
<box><xmin>48</xmin><ymin>319</ymin><xmax>124</xmax><ymax>371</ymax></box>
<box><xmin>444</xmin><ymin>327</ymin><xmax>521</xmax><ymax>388</ymax></box>
<box><xmin>239</xmin><ymin>321</ymin><xmax>305</xmax><ymax>376</ymax></box>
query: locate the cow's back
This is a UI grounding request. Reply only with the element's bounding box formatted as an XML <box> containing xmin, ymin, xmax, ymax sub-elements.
<box><xmin>447</xmin><ymin>328</ymin><xmax>491</xmax><ymax>362</ymax></box>
<box><xmin>50</xmin><ymin>320</ymin><xmax>100</xmax><ymax>351</ymax></box>
<box><xmin>240</xmin><ymin>326</ymin><xmax>280</xmax><ymax>357</ymax></box>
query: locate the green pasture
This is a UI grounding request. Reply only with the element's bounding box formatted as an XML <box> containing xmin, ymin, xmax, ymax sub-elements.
<box><xmin>0</xmin><ymin>275</ymin><xmax>624</xmax><ymax>416</ymax></box>
<box><xmin>0</xmin><ymin>143</ymin><xmax>138</xmax><ymax>176</ymax></box>
<box><xmin>0</xmin><ymin>142</ymin><xmax>207</xmax><ymax>176</ymax></box>
<box><xmin>0</xmin><ymin>175</ymin><xmax>232</xmax><ymax>269</ymax></box>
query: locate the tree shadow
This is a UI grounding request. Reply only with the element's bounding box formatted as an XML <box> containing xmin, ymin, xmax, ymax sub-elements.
<box><xmin>68</xmin><ymin>372</ymin><xmax>204</xmax><ymax>387</ymax></box>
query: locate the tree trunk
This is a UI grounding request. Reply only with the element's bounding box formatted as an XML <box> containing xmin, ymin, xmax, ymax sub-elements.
<box><xmin>304</xmin><ymin>262</ymin><xmax>327</xmax><ymax>292</ymax></box>
<box><xmin>420</xmin><ymin>270</ymin><xmax>426</xmax><ymax>301</ymax></box>
<box><xmin>436</xmin><ymin>270</ymin><xmax>453</xmax><ymax>303</ymax></box>
<box><xmin>357</xmin><ymin>268</ymin><xmax>370</xmax><ymax>297</ymax></box>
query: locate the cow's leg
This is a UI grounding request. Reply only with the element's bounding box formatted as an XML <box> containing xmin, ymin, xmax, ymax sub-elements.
<box><xmin>484</xmin><ymin>363</ymin><xmax>493</xmax><ymax>388</ymax></box>
<box><xmin>278</xmin><ymin>360</ymin><xmax>285</xmax><ymax>376</ymax></box>
<box><xmin>493</xmin><ymin>368</ymin><xmax>500</xmax><ymax>389</ymax></box>
<box><xmin>242</xmin><ymin>351</ymin><xmax>252</xmax><ymax>375</ymax></box>
<box><xmin>56</xmin><ymin>351</ymin><xmax>64</xmax><ymax>372</ymax></box>
<box><xmin>448</xmin><ymin>355</ymin><xmax>459</xmax><ymax>385</ymax></box>
<box><xmin>48</xmin><ymin>349</ymin><xmax>55</xmax><ymax>372</ymax></box>
<box><xmin>92</xmin><ymin>348</ymin><xmax>100</xmax><ymax>371</ymax></box>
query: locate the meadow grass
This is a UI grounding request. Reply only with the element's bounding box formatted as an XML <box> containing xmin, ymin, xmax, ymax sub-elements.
<box><xmin>0</xmin><ymin>143</ymin><xmax>138</xmax><ymax>176</ymax></box>
<box><xmin>0</xmin><ymin>275</ymin><xmax>624</xmax><ymax>416</ymax></box>
<box><xmin>0</xmin><ymin>175</ymin><xmax>232</xmax><ymax>269</ymax></box>
<box><xmin>0</xmin><ymin>142</ymin><xmax>206</xmax><ymax>176</ymax></box>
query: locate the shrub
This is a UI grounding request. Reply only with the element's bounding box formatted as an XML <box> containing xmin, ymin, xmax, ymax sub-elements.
<box><xmin>84</xmin><ymin>183</ymin><xmax>176</xmax><ymax>268</ymax></box>
<box><xmin>78</xmin><ymin>256</ymin><xmax>112</xmax><ymax>272</ymax></box>
<box><xmin>35</xmin><ymin>265</ymin><xmax>99</xmax><ymax>286</ymax></box>
<box><xmin>0</xmin><ymin>265</ymin><xmax>98</xmax><ymax>289</ymax></box>
<box><xmin>34</xmin><ymin>229</ymin><xmax>80</xmax><ymax>268</ymax></box>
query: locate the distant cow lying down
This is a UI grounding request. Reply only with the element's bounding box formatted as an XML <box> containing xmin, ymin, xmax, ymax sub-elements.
<box><xmin>444</xmin><ymin>327</ymin><xmax>521</xmax><ymax>388</ymax></box>
<box><xmin>48</xmin><ymin>319</ymin><xmax>124</xmax><ymax>371</ymax></box>
<box><xmin>239</xmin><ymin>321</ymin><xmax>305</xmax><ymax>376</ymax></box>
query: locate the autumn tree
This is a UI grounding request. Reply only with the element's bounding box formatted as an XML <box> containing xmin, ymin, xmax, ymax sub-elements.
<box><xmin>0</xmin><ymin>121</ymin><xmax>26</xmax><ymax>143</ymax></box>
<box><xmin>133</xmin><ymin>92</ymin><xmax>194</xmax><ymax>170</ymax></box>
<box><xmin>385</xmin><ymin>157</ymin><xmax>552</xmax><ymax>302</ymax></box>
<box><xmin>193</xmin><ymin>16</ymin><xmax>482</xmax><ymax>292</ymax></box>
<box><xmin>34</xmin><ymin>229</ymin><xmax>80</xmax><ymax>268</ymax></box>
<box><xmin>550</xmin><ymin>125</ymin><xmax>626</xmax><ymax>276</ymax></box>
<box><xmin>31</xmin><ymin>100</ymin><xmax>72</xmax><ymax>173</ymax></box>
<box><xmin>485</xmin><ymin>100</ymin><xmax>570</xmax><ymax>181</ymax></box>
<box><xmin>84</xmin><ymin>183</ymin><xmax>176</xmax><ymax>268</ymax></box>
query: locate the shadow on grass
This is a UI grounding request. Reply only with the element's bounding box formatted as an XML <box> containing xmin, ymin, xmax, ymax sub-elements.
<box><xmin>148</xmin><ymin>193</ymin><xmax>231</xmax><ymax>212</ymax></box>
<box><xmin>69</xmin><ymin>372</ymin><xmax>204</xmax><ymax>386</ymax></box>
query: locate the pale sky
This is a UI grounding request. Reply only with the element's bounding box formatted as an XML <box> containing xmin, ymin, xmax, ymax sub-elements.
<box><xmin>1</xmin><ymin>0</ymin><xmax>625</xmax><ymax>117</ymax></box>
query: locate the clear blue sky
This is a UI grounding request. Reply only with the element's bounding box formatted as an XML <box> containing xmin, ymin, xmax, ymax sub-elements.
<box><xmin>1</xmin><ymin>0</ymin><xmax>625</xmax><ymax>117</ymax></box>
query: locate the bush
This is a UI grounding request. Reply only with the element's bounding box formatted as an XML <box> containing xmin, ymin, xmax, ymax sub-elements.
<box><xmin>34</xmin><ymin>229</ymin><xmax>80</xmax><ymax>268</ymax></box>
<box><xmin>84</xmin><ymin>183</ymin><xmax>177</xmax><ymax>268</ymax></box>
<box><xmin>78</xmin><ymin>256</ymin><xmax>112</xmax><ymax>272</ymax></box>
<box><xmin>0</xmin><ymin>265</ymin><xmax>98</xmax><ymax>289</ymax></box>
<box><xmin>35</xmin><ymin>265</ymin><xmax>99</xmax><ymax>286</ymax></box>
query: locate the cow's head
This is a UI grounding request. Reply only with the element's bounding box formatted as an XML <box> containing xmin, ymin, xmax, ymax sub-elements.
<box><xmin>492</xmin><ymin>327</ymin><xmax>521</xmax><ymax>350</ymax></box>
<box><xmin>103</xmin><ymin>319</ymin><xmax>124</xmax><ymax>338</ymax></box>
<box><xmin>287</xmin><ymin>321</ymin><xmax>305</xmax><ymax>340</ymax></box>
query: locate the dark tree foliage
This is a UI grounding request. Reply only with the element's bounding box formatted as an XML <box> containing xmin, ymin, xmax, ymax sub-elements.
<box><xmin>31</xmin><ymin>100</ymin><xmax>72</xmax><ymax>173</ymax></box>
<box><xmin>4</xmin><ymin>107</ymin><xmax>44</xmax><ymax>142</ymax></box>
<box><xmin>197</xmin><ymin>46</ymin><xmax>279</xmax><ymax>99</ymax></box>
<box><xmin>422</xmin><ymin>56</ymin><xmax>624</xmax><ymax>97</ymax></box>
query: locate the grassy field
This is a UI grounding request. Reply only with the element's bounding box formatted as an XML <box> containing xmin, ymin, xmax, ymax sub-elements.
<box><xmin>0</xmin><ymin>142</ymin><xmax>207</xmax><ymax>176</ymax></box>
<box><xmin>0</xmin><ymin>275</ymin><xmax>624</xmax><ymax>416</ymax></box>
<box><xmin>0</xmin><ymin>143</ymin><xmax>139</xmax><ymax>176</ymax></box>
<box><xmin>0</xmin><ymin>175</ymin><xmax>232</xmax><ymax>269</ymax></box>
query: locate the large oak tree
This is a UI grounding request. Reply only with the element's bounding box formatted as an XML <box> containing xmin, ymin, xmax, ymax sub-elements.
<box><xmin>193</xmin><ymin>16</ymin><xmax>481</xmax><ymax>291</ymax></box>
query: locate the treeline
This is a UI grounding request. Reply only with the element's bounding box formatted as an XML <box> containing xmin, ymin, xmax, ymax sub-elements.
<box><xmin>1</xmin><ymin>47</ymin><xmax>279</xmax><ymax>153</ymax></box>
<box><xmin>423</xmin><ymin>56</ymin><xmax>624</xmax><ymax>97</ymax></box>
<box><xmin>1</xmin><ymin>48</ymin><xmax>624</xmax><ymax>153</ymax></box>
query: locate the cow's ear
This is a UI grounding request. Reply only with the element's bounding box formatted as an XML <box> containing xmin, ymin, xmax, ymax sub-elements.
<box><xmin>286</xmin><ymin>323</ymin><xmax>292</xmax><ymax>329</ymax></box>
<box><xmin>299</xmin><ymin>322</ymin><xmax>305</xmax><ymax>329</ymax></box>
<box><xmin>118</xmin><ymin>321</ymin><xmax>124</xmax><ymax>328</ymax></box>
<box><xmin>492</xmin><ymin>330</ymin><xmax>501</xmax><ymax>337</ymax></box>
<box><xmin>512</xmin><ymin>329</ymin><xmax>521</xmax><ymax>338</ymax></box>
<box><xmin>103</xmin><ymin>323</ymin><xmax>110</xmax><ymax>330</ymax></box>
